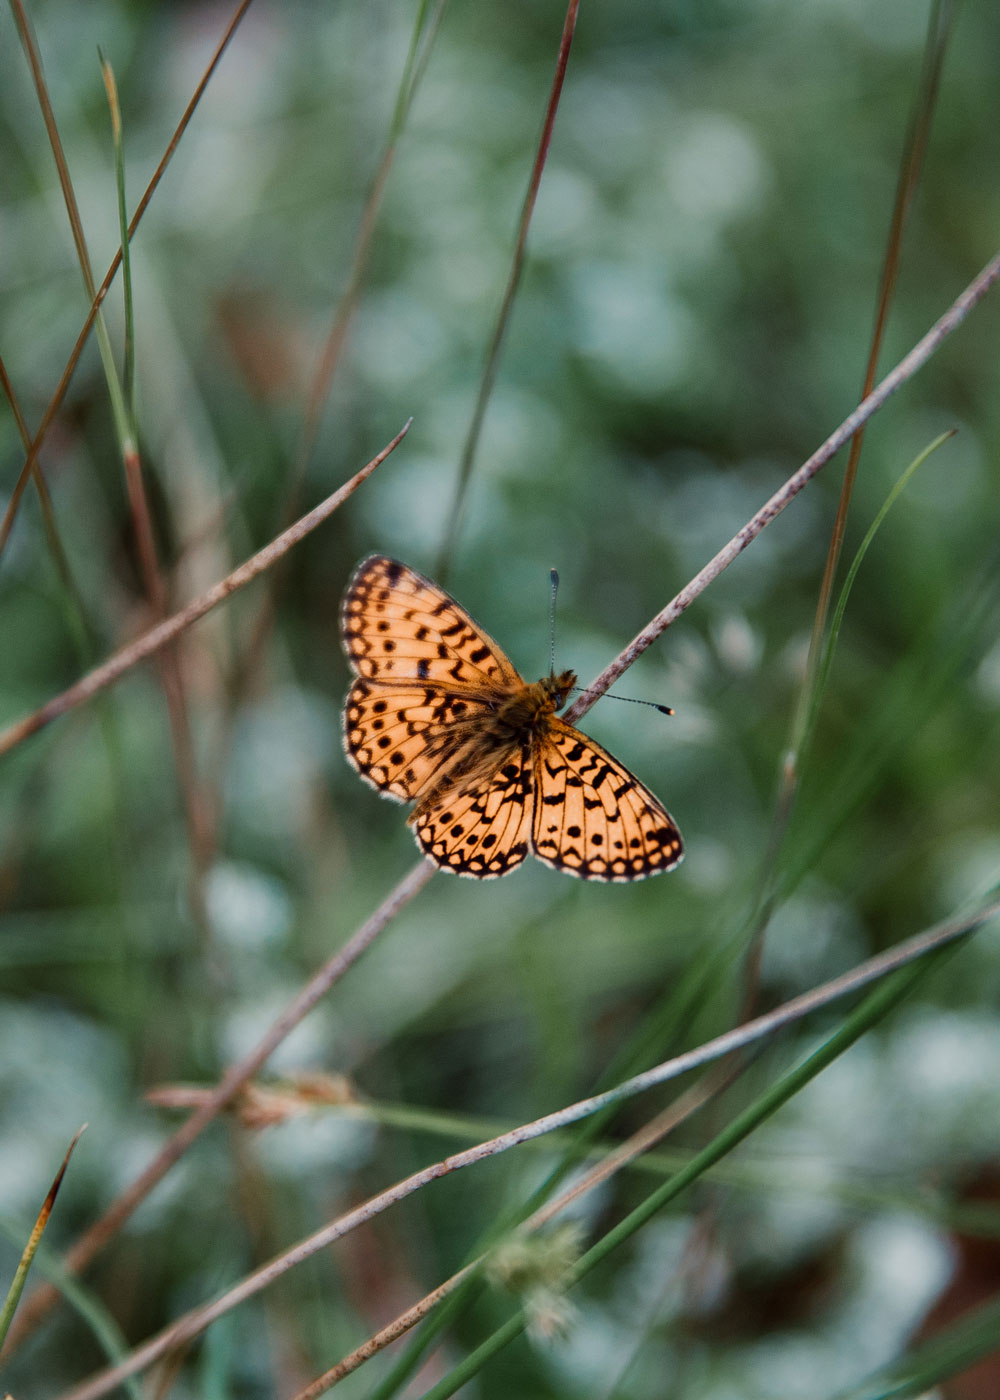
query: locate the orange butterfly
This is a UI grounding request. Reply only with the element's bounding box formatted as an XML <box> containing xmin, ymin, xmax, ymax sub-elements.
<box><xmin>341</xmin><ymin>555</ymin><xmax>683</xmax><ymax>880</ymax></box>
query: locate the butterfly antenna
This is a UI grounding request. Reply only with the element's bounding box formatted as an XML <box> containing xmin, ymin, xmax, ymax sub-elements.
<box><xmin>570</xmin><ymin>686</ymin><xmax>674</xmax><ymax>717</ymax></box>
<box><xmin>549</xmin><ymin>568</ymin><xmax>559</xmax><ymax>676</ymax></box>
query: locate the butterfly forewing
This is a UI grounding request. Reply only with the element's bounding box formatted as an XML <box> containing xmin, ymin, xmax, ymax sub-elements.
<box><xmin>531</xmin><ymin>719</ymin><xmax>683</xmax><ymax>881</ymax></box>
<box><xmin>342</xmin><ymin>555</ymin><xmax>522</xmax><ymax>690</ymax></box>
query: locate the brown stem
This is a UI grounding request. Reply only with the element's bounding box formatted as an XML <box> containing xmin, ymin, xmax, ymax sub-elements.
<box><xmin>0</xmin><ymin>0</ymin><xmax>255</xmax><ymax>561</ymax></box>
<box><xmin>1</xmin><ymin>856</ymin><xmax>435</xmax><ymax>1362</ymax></box>
<box><xmin>435</xmin><ymin>0</ymin><xmax>581</xmax><ymax>579</ymax></box>
<box><xmin>562</xmin><ymin>248</ymin><xmax>1000</xmax><ymax>727</ymax></box>
<box><xmin>0</xmin><ymin>425</ymin><xmax>410</xmax><ymax>760</ymax></box>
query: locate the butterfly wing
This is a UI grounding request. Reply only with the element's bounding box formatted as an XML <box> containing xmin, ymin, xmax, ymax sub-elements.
<box><xmin>411</xmin><ymin>742</ymin><xmax>534</xmax><ymax>878</ymax></box>
<box><xmin>531</xmin><ymin>718</ymin><xmax>683</xmax><ymax>880</ymax></box>
<box><xmin>343</xmin><ymin>677</ymin><xmax>497</xmax><ymax>802</ymax></box>
<box><xmin>341</xmin><ymin>555</ymin><xmax>523</xmax><ymax>690</ymax></box>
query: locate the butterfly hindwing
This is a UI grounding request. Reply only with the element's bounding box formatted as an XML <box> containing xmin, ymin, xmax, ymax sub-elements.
<box><xmin>531</xmin><ymin>718</ymin><xmax>683</xmax><ymax>881</ymax></box>
<box><xmin>343</xmin><ymin>677</ymin><xmax>497</xmax><ymax>801</ymax></box>
<box><xmin>411</xmin><ymin>741</ymin><xmax>534</xmax><ymax>878</ymax></box>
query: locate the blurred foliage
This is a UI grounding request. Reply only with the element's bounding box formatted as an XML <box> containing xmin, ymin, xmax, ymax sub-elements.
<box><xmin>1</xmin><ymin>0</ymin><xmax>1000</xmax><ymax>1396</ymax></box>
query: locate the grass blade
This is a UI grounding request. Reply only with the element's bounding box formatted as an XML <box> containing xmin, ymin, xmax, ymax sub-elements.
<box><xmin>0</xmin><ymin>1127</ymin><xmax>86</xmax><ymax>1348</ymax></box>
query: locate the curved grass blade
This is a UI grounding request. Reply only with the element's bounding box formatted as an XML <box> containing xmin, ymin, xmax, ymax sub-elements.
<box><xmin>0</xmin><ymin>1127</ymin><xmax>86</xmax><ymax>1348</ymax></box>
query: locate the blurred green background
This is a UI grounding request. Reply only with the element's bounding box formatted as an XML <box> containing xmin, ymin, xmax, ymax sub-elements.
<box><xmin>2</xmin><ymin>1</ymin><xmax>1000</xmax><ymax>1396</ymax></box>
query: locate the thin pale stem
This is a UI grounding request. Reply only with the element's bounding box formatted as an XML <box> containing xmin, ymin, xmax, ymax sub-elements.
<box><xmin>11</xmin><ymin>1</ymin><xmax>215</xmax><ymax>891</ymax></box>
<box><xmin>292</xmin><ymin>1263</ymin><xmax>479</xmax><ymax>1398</ymax></box>
<box><xmin>0</xmin><ymin>425</ymin><xmax>410</xmax><ymax>759</ymax></box>
<box><xmin>0</xmin><ymin>856</ymin><xmax>436</xmax><ymax>1362</ymax></box>
<box><xmin>0</xmin><ymin>0</ymin><xmax>255</xmax><ymax>560</ymax></box>
<box><xmin>562</xmin><ymin>247</ymin><xmax>1000</xmax><ymax>727</ymax></box>
<box><xmin>295</xmin><ymin>1064</ymin><xmax>741</xmax><ymax>1396</ymax></box>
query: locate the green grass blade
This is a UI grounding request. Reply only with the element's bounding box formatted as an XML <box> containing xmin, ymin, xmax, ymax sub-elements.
<box><xmin>835</xmin><ymin>1290</ymin><xmax>1000</xmax><ymax>1399</ymax></box>
<box><xmin>100</xmin><ymin>50</ymin><xmax>136</xmax><ymax>415</ymax></box>
<box><xmin>368</xmin><ymin>929</ymin><xmax>733</xmax><ymax>1399</ymax></box>
<box><xmin>0</xmin><ymin>1128</ymin><xmax>84</xmax><ymax>1347</ymax></box>
<box><xmin>806</xmin><ymin>430</ymin><xmax>955</xmax><ymax>746</ymax></box>
<box><xmin>783</xmin><ymin>557</ymin><xmax>1000</xmax><ymax>899</ymax></box>
<box><xmin>417</xmin><ymin>947</ymin><xmax>959</xmax><ymax>1400</ymax></box>
<box><xmin>0</xmin><ymin>1214</ymin><xmax>141</xmax><ymax>1399</ymax></box>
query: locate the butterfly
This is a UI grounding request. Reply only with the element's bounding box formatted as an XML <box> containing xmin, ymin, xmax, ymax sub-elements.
<box><xmin>340</xmin><ymin>555</ymin><xmax>684</xmax><ymax>880</ymax></box>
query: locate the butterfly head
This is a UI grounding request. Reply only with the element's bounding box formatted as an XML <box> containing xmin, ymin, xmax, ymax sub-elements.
<box><xmin>544</xmin><ymin>668</ymin><xmax>577</xmax><ymax>712</ymax></box>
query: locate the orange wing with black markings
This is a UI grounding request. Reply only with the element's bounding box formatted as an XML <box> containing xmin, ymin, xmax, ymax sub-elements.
<box><xmin>531</xmin><ymin>720</ymin><xmax>683</xmax><ymax>881</ymax></box>
<box><xmin>412</xmin><ymin>742</ymin><xmax>534</xmax><ymax>878</ymax></box>
<box><xmin>341</xmin><ymin>554</ymin><xmax>521</xmax><ymax>690</ymax></box>
<box><xmin>342</xmin><ymin>677</ymin><xmax>495</xmax><ymax>802</ymax></box>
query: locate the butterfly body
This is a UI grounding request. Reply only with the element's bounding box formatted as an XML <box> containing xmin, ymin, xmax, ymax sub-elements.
<box><xmin>341</xmin><ymin>556</ymin><xmax>683</xmax><ymax>880</ymax></box>
<box><xmin>493</xmin><ymin>669</ymin><xmax>575</xmax><ymax>733</ymax></box>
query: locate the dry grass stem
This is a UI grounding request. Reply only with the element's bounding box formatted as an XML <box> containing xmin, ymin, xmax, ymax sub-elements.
<box><xmin>563</xmin><ymin>246</ymin><xmax>1000</xmax><ymax>726</ymax></box>
<box><xmin>54</xmin><ymin>895</ymin><xmax>998</xmax><ymax>1400</ymax></box>
<box><xmin>0</xmin><ymin>797</ymin><xmax>433</xmax><ymax>1363</ymax></box>
<box><xmin>436</xmin><ymin>0</ymin><xmax>581</xmax><ymax>577</ymax></box>
<box><xmin>291</xmin><ymin>1072</ymin><xmax>736</xmax><ymax>1395</ymax></box>
<box><xmin>13</xmin><ymin>0</ymin><xmax>218</xmax><ymax>895</ymax></box>
<box><xmin>0</xmin><ymin>424</ymin><xmax>411</xmax><ymax>759</ymax></box>
<box><xmin>0</xmin><ymin>0</ymin><xmax>254</xmax><ymax>559</ymax></box>
<box><xmin>291</xmin><ymin>1263</ymin><xmax>479</xmax><ymax>1398</ymax></box>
